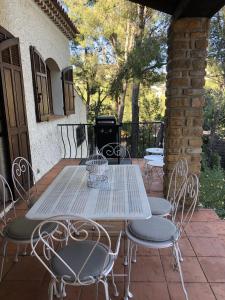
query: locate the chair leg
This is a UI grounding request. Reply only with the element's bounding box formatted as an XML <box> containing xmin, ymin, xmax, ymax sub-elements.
<box><xmin>124</xmin><ymin>238</ymin><xmax>130</xmax><ymax>266</ymax></box>
<box><xmin>124</xmin><ymin>241</ymin><xmax>134</xmax><ymax>300</ymax></box>
<box><xmin>174</xmin><ymin>243</ymin><xmax>189</xmax><ymax>300</ymax></box>
<box><xmin>14</xmin><ymin>244</ymin><xmax>20</xmax><ymax>262</ymax></box>
<box><xmin>177</xmin><ymin>244</ymin><xmax>184</xmax><ymax>262</ymax></box>
<box><xmin>147</xmin><ymin>166</ymin><xmax>154</xmax><ymax>191</ymax></box>
<box><xmin>22</xmin><ymin>244</ymin><xmax>28</xmax><ymax>256</ymax></box>
<box><xmin>132</xmin><ymin>245</ymin><xmax>138</xmax><ymax>263</ymax></box>
<box><xmin>111</xmin><ymin>269</ymin><xmax>119</xmax><ymax>296</ymax></box>
<box><xmin>0</xmin><ymin>239</ymin><xmax>8</xmax><ymax>282</ymax></box>
<box><xmin>48</xmin><ymin>279</ymin><xmax>54</xmax><ymax>300</ymax></box>
<box><xmin>101</xmin><ymin>279</ymin><xmax>111</xmax><ymax>300</ymax></box>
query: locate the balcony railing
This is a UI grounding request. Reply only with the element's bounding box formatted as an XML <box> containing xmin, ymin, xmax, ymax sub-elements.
<box><xmin>57</xmin><ymin>121</ymin><xmax>164</xmax><ymax>159</ymax></box>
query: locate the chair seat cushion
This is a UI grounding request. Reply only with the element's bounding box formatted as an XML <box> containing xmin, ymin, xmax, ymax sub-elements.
<box><xmin>128</xmin><ymin>216</ymin><xmax>178</xmax><ymax>242</ymax></box>
<box><xmin>51</xmin><ymin>240</ymin><xmax>113</xmax><ymax>282</ymax></box>
<box><xmin>148</xmin><ymin>197</ymin><xmax>172</xmax><ymax>216</ymax></box>
<box><xmin>4</xmin><ymin>216</ymin><xmax>56</xmax><ymax>240</ymax></box>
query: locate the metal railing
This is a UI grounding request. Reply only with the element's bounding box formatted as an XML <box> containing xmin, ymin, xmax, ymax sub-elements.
<box><xmin>57</xmin><ymin>121</ymin><xmax>164</xmax><ymax>159</ymax></box>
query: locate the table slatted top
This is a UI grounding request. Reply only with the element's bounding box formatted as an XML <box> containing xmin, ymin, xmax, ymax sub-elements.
<box><xmin>26</xmin><ymin>165</ymin><xmax>151</xmax><ymax>220</ymax></box>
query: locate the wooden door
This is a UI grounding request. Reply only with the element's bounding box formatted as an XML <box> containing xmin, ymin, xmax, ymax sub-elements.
<box><xmin>0</xmin><ymin>38</ymin><xmax>31</xmax><ymax>165</ymax></box>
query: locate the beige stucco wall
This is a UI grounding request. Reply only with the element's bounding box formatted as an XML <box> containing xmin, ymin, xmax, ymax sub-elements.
<box><xmin>0</xmin><ymin>0</ymin><xmax>87</xmax><ymax>179</ymax></box>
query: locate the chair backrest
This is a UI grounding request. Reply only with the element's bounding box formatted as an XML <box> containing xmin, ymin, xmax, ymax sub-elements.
<box><xmin>31</xmin><ymin>216</ymin><xmax>121</xmax><ymax>286</ymax></box>
<box><xmin>99</xmin><ymin>143</ymin><xmax>131</xmax><ymax>162</ymax></box>
<box><xmin>12</xmin><ymin>157</ymin><xmax>36</xmax><ymax>208</ymax></box>
<box><xmin>167</xmin><ymin>158</ymin><xmax>188</xmax><ymax>205</ymax></box>
<box><xmin>172</xmin><ymin>173</ymin><xmax>199</xmax><ymax>235</ymax></box>
<box><xmin>0</xmin><ymin>175</ymin><xmax>16</xmax><ymax>228</ymax></box>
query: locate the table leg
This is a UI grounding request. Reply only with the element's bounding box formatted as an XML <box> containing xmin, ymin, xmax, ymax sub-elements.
<box><xmin>124</xmin><ymin>241</ymin><xmax>134</xmax><ymax>300</ymax></box>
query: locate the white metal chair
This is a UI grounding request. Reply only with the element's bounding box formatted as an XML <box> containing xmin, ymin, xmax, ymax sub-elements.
<box><xmin>99</xmin><ymin>143</ymin><xmax>132</xmax><ymax>165</ymax></box>
<box><xmin>125</xmin><ymin>173</ymin><xmax>199</xmax><ymax>300</ymax></box>
<box><xmin>146</xmin><ymin>159</ymin><xmax>165</xmax><ymax>190</ymax></box>
<box><xmin>12</xmin><ymin>156</ymin><xmax>38</xmax><ymax>208</ymax></box>
<box><xmin>0</xmin><ymin>174</ymin><xmax>56</xmax><ymax>281</ymax></box>
<box><xmin>31</xmin><ymin>216</ymin><xmax>122</xmax><ymax>300</ymax></box>
<box><xmin>148</xmin><ymin>158</ymin><xmax>188</xmax><ymax>217</ymax></box>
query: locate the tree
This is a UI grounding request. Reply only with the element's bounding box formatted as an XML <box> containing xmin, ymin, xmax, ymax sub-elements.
<box><xmin>65</xmin><ymin>0</ymin><xmax>167</xmax><ymax>128</ymax></box>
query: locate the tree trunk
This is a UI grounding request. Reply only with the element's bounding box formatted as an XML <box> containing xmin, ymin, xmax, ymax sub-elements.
<box><xmin>118</xmin><ymin>81</ymin><xmax>128</xmax><ymax>123</ymax></box>
<box><xmin>86</xmin><ymin>82</ymin><xmax>91</xmax><ymax>121</ymax></box>
<box><xmin>131</xmin><ymin>4</ymin><xmax>146</xmax><ymax>157</ymax></box>
<box><xmin>131</xmin><ymin>79</ymin><xmax>140</xmax><ymax>157</ymax></box>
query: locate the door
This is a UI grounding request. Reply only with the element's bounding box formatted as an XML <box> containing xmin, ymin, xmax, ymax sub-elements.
<box><xmin>0</xmin><ymin>37</ymin><xmax>31</xmax><ymax>167</ymax></box>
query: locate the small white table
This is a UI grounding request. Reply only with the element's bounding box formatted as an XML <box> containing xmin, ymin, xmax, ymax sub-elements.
<box><xmin>26</xmin><ymin>165</ymin><xmax>151</xmax><ymax>221</ymax></box>
<box><xmin>145</xmin><ymin>147</ymin><xmax>164</xmax><ymax>155</ymax></box>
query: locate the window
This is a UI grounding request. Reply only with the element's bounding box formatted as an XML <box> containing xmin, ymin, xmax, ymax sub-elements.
<box><xmin>46</xmin><ymin>58</ymin><xmax>64</xmax><ymax>115</ymax></box>
<box><xmin>62</xmin><ymin>66</ymin><xmax>75</xmax><ymax>115</ymax></box>
<box><xmin>30</xmin><ymin>46</ymin><xmax>75</xmax><ymax>122</ymax></box>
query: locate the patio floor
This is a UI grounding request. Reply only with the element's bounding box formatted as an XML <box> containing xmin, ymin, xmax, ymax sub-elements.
<box><xmin>1</xmin><ymin>159</ymin><xmax>225</xmax><ymax>300</ymax></box>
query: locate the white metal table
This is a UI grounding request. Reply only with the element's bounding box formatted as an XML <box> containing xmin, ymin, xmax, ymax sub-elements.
<box><xmin>26</xmin><ymin>165</ymin><xmax>151</xmax><ymax>220</ymax></box>
<box><xmin>145</xmin><ymin>147</ymin><xmax>164</xmax><ymax>155</ymax></box>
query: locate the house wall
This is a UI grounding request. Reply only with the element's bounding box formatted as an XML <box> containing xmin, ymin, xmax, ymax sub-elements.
<box><xmin>0</xmin><ymin>0</ymin><xmax>87</xmax><ymax>179</ymax></box>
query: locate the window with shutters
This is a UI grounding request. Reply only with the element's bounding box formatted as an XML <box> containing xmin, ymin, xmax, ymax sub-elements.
<box><xmin>45</xmin><ymin>58</ymin><xmax>64</xmax><ymax>115</ymax></box>
<box><xmin>30</xmin><ymin>46</ymin><xmax>52</xmax><ymax>122</ymax></box>
<box><xmin>62</xmin><ymin>66</ymin><xmax>75</xmax><ymax>115</ymax></box>
<box><xmin>30</xmin><ymin>46</ymin><xmax>75</xmax><ymax>121</ymax></box>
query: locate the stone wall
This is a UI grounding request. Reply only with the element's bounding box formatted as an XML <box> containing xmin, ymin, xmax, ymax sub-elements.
<box><xmin>164</xmin><ymin>18</ymin><xmax>210</xmax><ymax>191</ymax></box>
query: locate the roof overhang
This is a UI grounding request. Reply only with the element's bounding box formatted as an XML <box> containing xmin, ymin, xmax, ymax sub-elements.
<box><xmin>129</xmin><ymin>0</ymin><xmax>225</xmax><ymax>19</ymax></box>
<box><xmin>33</xmin><ymin>0</ymin><xmax>79</xmax><ymax>40</ymax></box>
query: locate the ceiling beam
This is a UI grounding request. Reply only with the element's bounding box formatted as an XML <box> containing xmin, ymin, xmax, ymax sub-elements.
<box><xmin>173</xmin><ymin>0</ymin><xmax>191</xmax><ymax>20</ymax></box>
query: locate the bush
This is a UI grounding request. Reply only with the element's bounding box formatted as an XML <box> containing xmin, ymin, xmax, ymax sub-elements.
<box><xmin>199</xmin><ymin>166</ymin><xmax>225</xmax><ymax>218</ymax></box>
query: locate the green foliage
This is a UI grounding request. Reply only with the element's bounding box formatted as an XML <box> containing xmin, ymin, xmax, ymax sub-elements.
<box><xmin>200</xmin><ymin>165</ymin><xmax>225</xmax><ymax>218</ymax></box>
<box><xmin>208</xmin><ymin>7</ymin><xmax>225</xmax><ymax>74</ymax></box>
<box><xmin>203</xmin><ymin>88</ymin><xmax>225</xmax><ymax>135</ymax></box>
<box><xmin>65</xmin><ymin>0</ymin><xmax>167</xmax><ymax>122</ymax></box>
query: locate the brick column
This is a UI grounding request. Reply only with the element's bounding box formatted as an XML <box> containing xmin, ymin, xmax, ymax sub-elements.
<box><xmin>164</xmin><ymin>18</ymin><xmax>209</xmax><ymax>192</ymax></box>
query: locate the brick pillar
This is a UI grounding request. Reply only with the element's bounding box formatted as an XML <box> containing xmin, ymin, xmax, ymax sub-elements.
<box><xmin>164</xmin><ymin>18</ymin><xmax>209</xmax><ymax>192</ymax></box>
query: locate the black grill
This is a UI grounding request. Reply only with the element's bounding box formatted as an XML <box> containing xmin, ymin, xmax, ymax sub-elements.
<box><xmin>94</xmin><ymin>116</ymin><xmax>120</xmax><ymax>152</ymax></box>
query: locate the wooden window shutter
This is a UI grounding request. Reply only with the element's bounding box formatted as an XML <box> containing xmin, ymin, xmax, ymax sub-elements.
<box><xmin>62</xmin><ymin>66</ymin><xmax>75</xmax><ymax>115</ymax></box>
<box><xmin>30</xmin><ymin>46</ymin><xmax>51</xmax><ymax>122</ymax></box>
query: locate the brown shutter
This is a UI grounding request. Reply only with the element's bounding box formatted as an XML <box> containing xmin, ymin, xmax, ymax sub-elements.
<box><xmin>0</xmin><ymin>37</ymin><xmax>31</xmax><ymax>168</ymax></box>
<box><xmin>62</xmin><ymin>66</ymin><xmax>75</xmax><ymax>115</ymax></box>
<box><xmin>30</xmin><ymin>46</ymin><xmax>51</xmax><ymax>122</ymax></box>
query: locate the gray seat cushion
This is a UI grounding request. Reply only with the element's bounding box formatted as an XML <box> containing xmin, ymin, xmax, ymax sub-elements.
<box><xmin>128</xmin><ymin>216</ymin><xmax>178</xmax><ymax>242</ymax></box>
<box><xmin>4</xmin><ymin>216</ymin><xmax>56</xmax><ymax>240</ymax></box>
<box><xmin>51</xmin><ymin>240</ymin><xmax>113</xmax><ymax>282</ymax></box>
<box><xmin>148</xmin><ymin>197</ymin><xmax>172</xmax><ymax>216</ymax></box>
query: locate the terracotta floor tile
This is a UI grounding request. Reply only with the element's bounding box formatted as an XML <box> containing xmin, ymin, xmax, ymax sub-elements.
<box><xmin>190</xmin><ymin>209</ymin><xmax>219</xmax><ymax>222</ymax></box>
<box><xmin>0</xmin><ymin>280</ymin><xmax>43</xmax><ymax>300</ymax></box>
<box><xmin>160</xmin><ymin>237</ymin><xmax>195</xmax><ymax>257</ymax></box>
<box><xmin>185</xmin><ymin>222</ymin><xmax>218</xmax><ymax>237</ymax></box>
<box><xmin>168</xmin><ymin>283</ymin><xmax>216</xmax><ymax>300</ymax></box>
<box><xmin>210</xmin><ymin>283</ymin><xmax>225</xmax><ymax>300</ymax></box>
<box><xmin>161</xmin><ymin>256</ymin><xmax>207</xmax><ymax>283</ymax></box>
<box><xmin>136</xmin><ymin>245</ymin><xmax>160</xmax><ymax>256</ymax></box>
<box><xmin>130</xmin><ymin>282</ymin><xmax>170</xmax><ymax>300</ymax></box>
<box><xmin>129</xmin><ymin>256</ymin><xmax>165</xmax><ymax>282</ymax></box>
<box><xmin>112</xmin><ymin>257</ymin><xmax>126</xmax><ymax>282</ymax></box>
<box><xmin>212</xmin><ymin>221</ymin><xmax>225</xmax><ymax>235</ymax></box>
<box><xmin>199</xmin><ymin>257</ymin><xmax>225</xmax><ymax>282</ymax></box>
<box><xmin>4</xmin><ymin>256</ymin><xmax>46</xmax><ymax>281</ymax></box>
<box><xmin>79</xmin><ymin>281</ymin><xmax>124</xmax><ymax>300</ymax></box>
<box><xmin>190</xmin><ymin>237</ymin><xmax>225</xmax><ymax>257</ymax></box>
<box><xmin>0</xmin><ymin>241</ymin><xmax>32</xmax><ymax>256</ymax></box>
<box><xmin>0</xmin><ymin>256</ymin><xmax>14</xmax><ymax>280</ymax></box>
